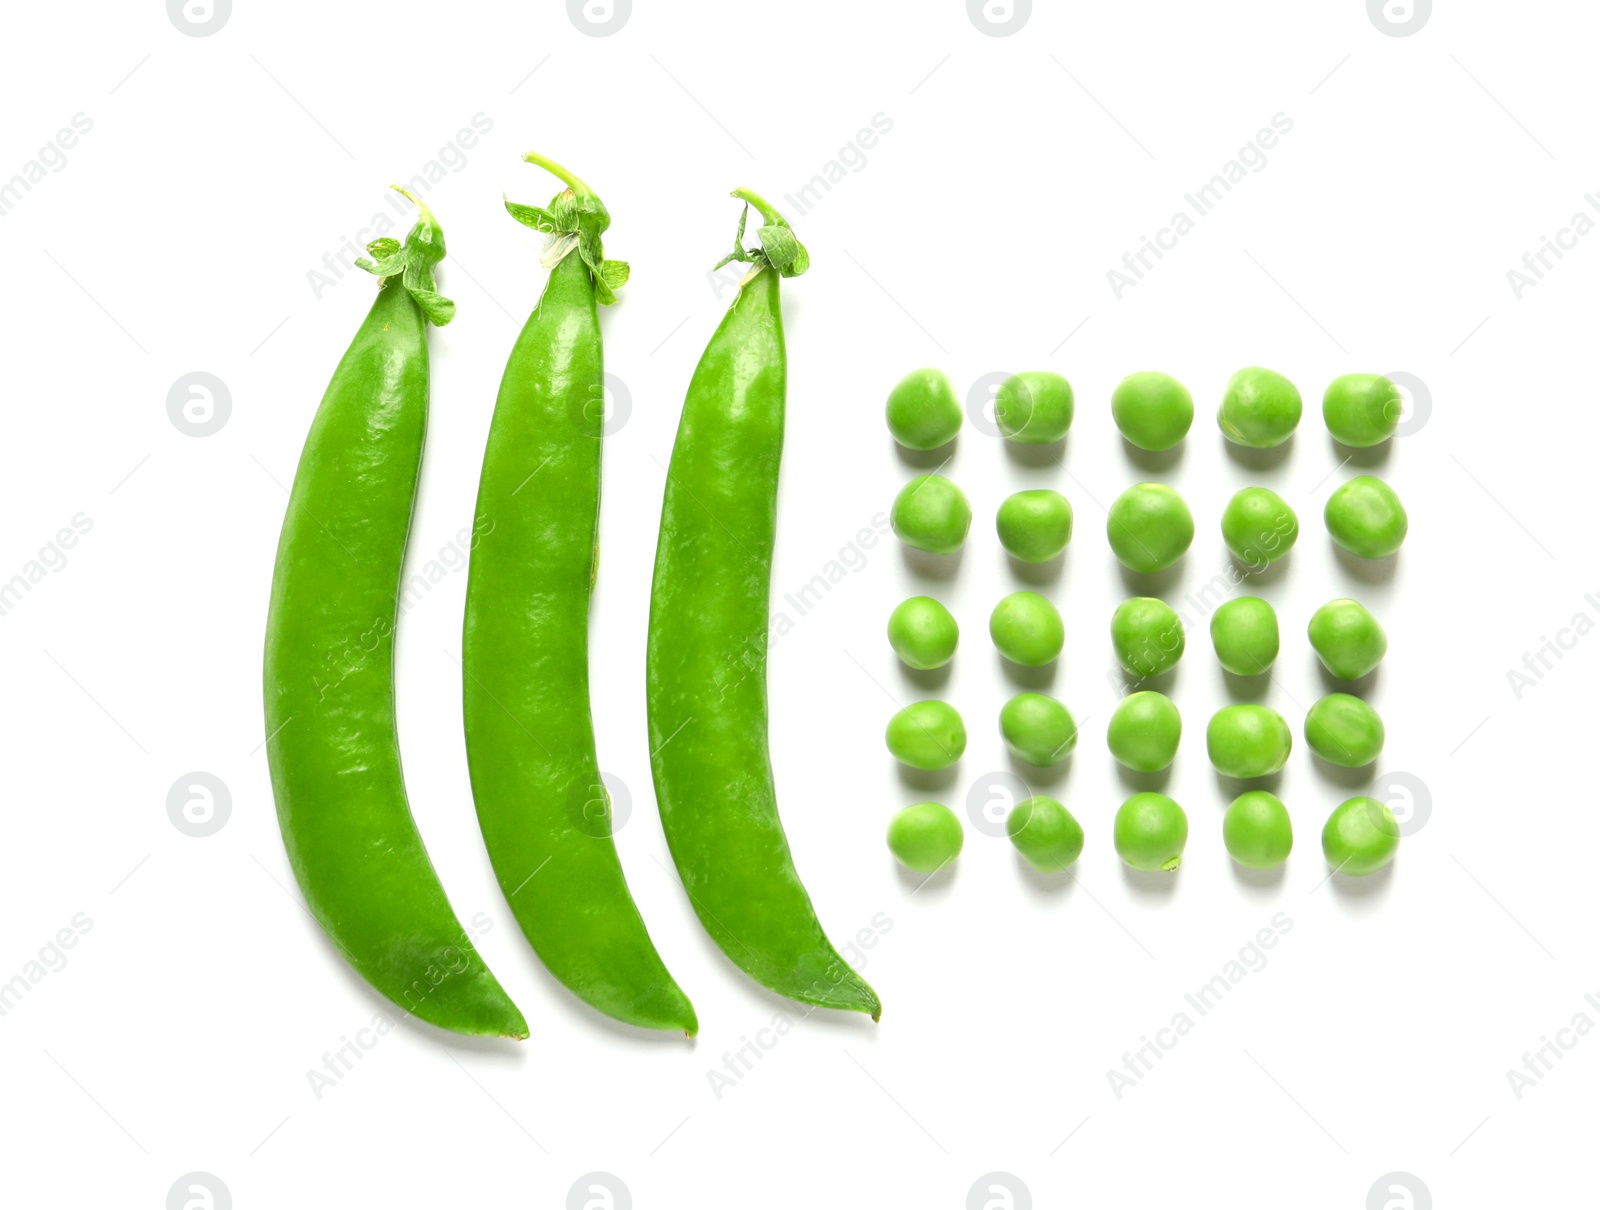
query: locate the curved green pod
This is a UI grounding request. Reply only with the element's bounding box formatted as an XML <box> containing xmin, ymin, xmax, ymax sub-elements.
<box><xmin>264</xmin><ymin>192</ymin><xmax>526</xmax><ymax>1038</ymax></box>
<box><xmin>463</xmin><ymin>156</ymin><xmax>696</xmax><ymax>1034</ymax></box>
<box><xmin>647</xmin><ymin>191</ymin><xmax>880</xmax><ymax>1019</ymax></box>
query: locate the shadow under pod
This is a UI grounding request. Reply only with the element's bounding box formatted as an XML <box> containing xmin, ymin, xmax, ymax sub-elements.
<box><xmin>1221</xmin><ymin>432</ymin><xmax>1295</xmax><ymax>470</ymax></box>
<box><xmin>1003</xmin><ymin>440</ymin><xmax>1067</xmax><ymax>470</ymax></box>
<box><xmin>893</xmin><ymin>437</ymin><xmax>959</xmax><ymax>470</ymax></box>
<box><xmin>1310</xmin><ymin>754</ymin><xmax>1379</xmax><ymax>790</ymax></box>
<box><xmin>900</xmin><ymin>543</ymin><xmax>965</xmax><ymax>581</ymax></box>
<box><xmin>1121</xmin><ymin>437</ymin><xmax>1185</xmax><ymax>474</ymax></box>
<box><xmin>1120</xmin><ymin>864</ymin><xmax>1181</xmax><ymax>899</ymax></box>
<box><xmin>1330</xmin><ymin>543</ymin><xmax>1398</xmax><ymax>584</ymax></box>
<box><xmin>1328</xmin><ymin>857</ymin><xmax>1396</xmax><ymax>904</ymax></box>
<box><xmin>1221</xmin><ymin>669</ymin><xmax>1273</xmax><ymax>701</ymax></box>
<box><xmin>1328</xmin><ymin>436</ymin><xmax>1393</xmax><ymax>469</ymax></box>
<box><xmin>1229</xmin><ymin>858</ymin><xmax>1288</xmax><ymax>894</ymax></box>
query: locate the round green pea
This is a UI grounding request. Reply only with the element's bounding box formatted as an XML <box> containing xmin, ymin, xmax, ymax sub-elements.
<box><xmin>1220</xmin><ymin>486</ymin><xmax>1298</xmax><ymax>566</ymax></box>
<box><xmin>1322</xmin><ymin>373</ymin><xmax>1402</xmax><ymax>448</ymax></box>
<box><xmin>1210</xmin><ymin>597</ymin><xmax>1279</xmax><ymax>676</ymax></box>
<box><xmin>999</xmin><ymin>693</ymin><xmax>1077</xmax><ymax>766</ymax></box>
<box><xmin>1325</xmin><ymin>475</ymin><xmax>1407</xmax><ymax>559</ymax></box>
<box><xmin>885</xmin><ymin>367</ymin><xmax>962</xmax><ymax>450</ymax></box>
<box><xmin>887</xmin><ymin>596</ymin><xmax>959</xmax><ymax>670</ymax></box>
<box><xmin>1006</xmin><ymin>796</ymin><xmax>1084</xmax><ymax>872</ymax></box>
<box><xmin>886</xmin><ymin>802</ymin><xmax>964</xmax><ymax>872</ymax></box>
<box><xmin>885</xmin><ymin>700</ymin><xmax>967</xmax><ymax>770</ymax></box>
<box><xmin>1304</xmin><ymin>693</ymin><xmax>1385</xmax><ymax>768</ymax></box>
<box><xmin>1218</xmin><ymin>366</ymin><xmax>1302</xmax><ymax>448</ymax></box>
<box><xmin>994</xmin><ymin>371</ymin><xmax>1074</xmax><ymax>444</ymax></box>
<box><xmin>1307</xmin><ymin>598</ymin><xmax>1387</xmax><ymax>680</ymax></box>
<box><xmin>1110</xmin><ymin>597</ymin><xmax>1185</xmax><ymax>677</ymax></box>
<box><xmin>891</xmin><ymin>474</ymin><xmax>971</xmax><ymax>555</ymax></box>
<box><xmin>989</xmin><ymin>592</ymin><xmax>1064</xmax><ymax>667</ymax></box>
<box><xmin>1106</xmin><ymin>691</ymin><xmax>1182</xmax><ymax>772</ymax></box>
<box><xmin>1111</xmin><ymin>371</ymin><xmax>1194</xmax><ymax>451</ymax></box>
<box><xmin>996</xmin><ymin>490</ymin><xmax>1073</xmax><ymax>562</ymax></box>
<box><xmin>1222</xmin><ymin>791</ymin><xmax>1293</xmax><ymax>870</ymax></box>
<box><xmin>1321</xmin><ymin>796</ymin><xmax>1399</xmax><ymax>876</ymax></box>
<box><xmin>1106</xmin><ymin>482</ymin><xmax>1194</xmax><ymax>573</ymax></box>
<box><xmin>1205</xmin><ymin>704</ymin><xmax>1292</xmax><ymax>778</ymax></box>
<box><xmin>1114</xmin><ymin>792</ymin><xmax>1188</xmax><ymax>872</ymax></box>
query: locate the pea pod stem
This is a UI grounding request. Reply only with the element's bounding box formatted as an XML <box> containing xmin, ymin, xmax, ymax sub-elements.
<box><xmin>463</xmin><ymin>159</ymin><xmax>696</xmax><ymax>1034</ymax></box>
<box><xmin>265</xmin><ymin>202</ymin><xmax>525</xmax><ymax>1039</ymax></box>
<box><xmin>647</xmin><ymin>193</ymin><xmax>878</xmax><ymax>1020</ymax></box>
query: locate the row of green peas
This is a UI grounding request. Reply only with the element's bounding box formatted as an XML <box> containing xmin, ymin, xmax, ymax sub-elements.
<box><xmin>881</xmin><ymin>367</ymin><xmax>1410</xmax><ymax>879</ymax></box>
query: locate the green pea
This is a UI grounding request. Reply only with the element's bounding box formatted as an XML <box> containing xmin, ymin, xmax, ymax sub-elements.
<box><xmin>886</xmin><ymin>802</ymin><xmax>964</xmax><ymax>873</ymax></box>
<box><xmin>1220</xmin><ymin>487</ymin><xmax>1298</xmax><ymax>566</ymax></box>
<box><xmin>996</xmin><ymin>489</ymin><xmax>1073</xmax><ymax>562</ymax></box>
<box><xmin>1218</xmin><ymin>366</ymin><xmax>1302</xmax><ymax>448</ymax></box>
<box><xmin>892</xmin><ymin>474</ymin><xmax>972</xmax><ymax>555</ymax></box>
<box><xmin>989</xmin><ymin>592</ymin><xmax>1064</xmax><ymax>667</ymax></box>
<box><xmin>999</xmin><ymin>693</ymin><xmax>1077</xmax><ymax>766</ymax></box>
<box><xmin>1205</xmin><ymin>704</ymin><xmax>1292</xmax><ymax>778</ymax></box>
<box><xmin>1325</xmin><ymin>475</ymin><xmax>1407</xmax><ymax>559</ymax></box>
<box><xmin>1006</xmin><ymin>796</ymin><xmax>1084</xmax><ymax>872</ymax></box>
<box><xmin>1222</xmin><ymin>791</ymin><xmax>1293</xmax><ymax>869</ymax></box>
<box><xmin>1114</xmin><ymin>792</ymin><xmax>1188</xmax><ymax>872</ymax></box>
<box><xmin>1209</xmin><ymin>597</ymin><xmax>1279</xmax><ymax>676</ymax></box>
<box><xmin>1321</xmin><ymin>796</ymin><xmax>1399</xmax><ymax>876</ymax></box>
<box><xmin>1322</xmin><ymin>373</ymin><xmax>1401</xmax><ymax>448</ymax></box>
<box><xmin>887</xmin><ymin>596</ymin><xmax>959</xmax><ymax>670</ymax></box>
<box><xmin>885</xmin><ymin>368</ymin><xmax>962</xmax><ymax>450</ymax></box>
<box><xmin>1111</xmin><ymin>371</ymin><xmax>1193</xmax><ymax>451</ymax></box>
<box><xmin>885</xmin><ymin>700</ymin><xmax>967</xmax><ymax>770</ymax></box>
<box><xmin>994</xmin><ymin>371</ymin><xmax>1074</xmax><ymax>443</ymax></box>
<box><xmin>1106</xmin><ymin>691</ymin><xmax>1181</xmax><ymax>772</ymax></box>
<box><xmin>1307</xmin><ymin>598</ymin><xmax>1386</xmax><ymax>679</ymax></box>
<box><xmin>1110</xmin><ymin>597</ymin><xmax>1185</xmax><ymax>677</ymax></box>
<box><xmin>1106</xmin><ymin>482</ymin><xmax>1194</xmax><ymax>573</ymax></box>
<box><xmin>1304</xmin><ymin>693</ymin><xmax>1385</xmax><ymax>768</ymax></box>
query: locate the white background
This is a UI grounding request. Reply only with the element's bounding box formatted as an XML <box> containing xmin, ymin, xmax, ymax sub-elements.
<box><xmin>0</xmin><ymin>1</ymin><xmax>1591</xmax><ymax>1206</ymax></box>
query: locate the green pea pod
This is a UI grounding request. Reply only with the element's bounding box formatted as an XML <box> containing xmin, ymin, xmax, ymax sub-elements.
<box><xmin>463</xmin><ymin>156</ymin><xmax>696</xmax><ymax>1034</ymax></box>
<box><xmin>647</xmin><ymin>190</ymin><xmax>880</xmax><ymax>1019</ymax></box>
<box><xmin>264</xmin><ymin>190</ymin><xmax>526</xmax><ymax>1039</ymax></box>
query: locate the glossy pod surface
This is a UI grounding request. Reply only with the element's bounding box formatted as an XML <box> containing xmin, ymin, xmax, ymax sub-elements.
<box><xmin>264</xmin><ymin>207</ymin><xmax>526</xmax><ymax>1038</ymax></box>
<box><xmin>648</xmin><ymin>199</ymin><xmax>879</xmax><ymax>1018</ymax></box>
<box><xmin>464</xmin><ymin>163</ymin><xmax>695</xmax><ymax>1034</ymax></box>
